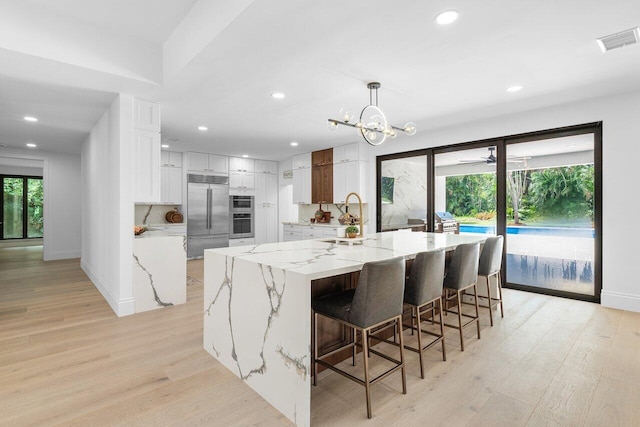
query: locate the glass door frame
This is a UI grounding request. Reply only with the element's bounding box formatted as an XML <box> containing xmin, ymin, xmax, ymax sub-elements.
<box><xmin>376</xmin><ymin>122</ymin><xmax>602</xmax><ymax>303</ymax></box>
<box><xmin>1</xmin><ymin>174</ymin><xmax>44</xmax><ymax>240</ymax></box>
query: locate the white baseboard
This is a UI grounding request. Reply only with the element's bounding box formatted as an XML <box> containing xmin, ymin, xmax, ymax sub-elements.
<box><xmin>601</xmin><ymin>290</ymin><xmax>640</xmax><ymax>313</ymax></box>
<box><xmin>44</xmin><ymin>249</ymin><xmax>81</xmax><ymax>261</ymax></box>
<box><xmin>81</xmin><ymin>260</ymin><xmax>135</xmax><ymax>317</ymax></box>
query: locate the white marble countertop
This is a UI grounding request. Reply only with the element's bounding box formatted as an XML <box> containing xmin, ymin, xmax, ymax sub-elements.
<box><xmin>206</xmin><ymin>231</ymin><xmax>487</xmax><ymax>280</ymax></box>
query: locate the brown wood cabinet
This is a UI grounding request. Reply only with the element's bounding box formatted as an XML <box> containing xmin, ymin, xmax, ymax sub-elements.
<box><xmin>311</xmin><ymin>148</ymin><xmax>333</xmax><ymax>204</ymax></box>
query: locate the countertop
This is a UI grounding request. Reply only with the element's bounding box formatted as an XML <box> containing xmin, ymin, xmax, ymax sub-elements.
<box><xmin>206</xmin><ymin>231</ymin><xmax>487</xmax><ymax>279</ymax></box>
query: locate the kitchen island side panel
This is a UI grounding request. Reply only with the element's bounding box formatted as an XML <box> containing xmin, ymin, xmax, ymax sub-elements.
<box><xmin>203</xmin><ymin>250</ymin><xmax>311</xmax><ymax>427</ymax></box>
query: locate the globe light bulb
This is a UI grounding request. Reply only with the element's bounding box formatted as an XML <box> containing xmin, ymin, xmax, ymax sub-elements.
<box><xmin>327</xmin><ymin>120</ymin><xmax>338</xmax><ymax>130</ymax></box>
<box><xmin>339</xmin><ymin>108</ymin><xmax>353</xmax><ymax>123</ymax></box>
<box><xmin>367</xmin><ymin>131</ymin><xmax>377</xmax><ymax>141</ymax></box>
<box><xmin>355</xmin><ymin>121</ymin><xmax>364</xmax><ymax>129</ymax></box>
<box><xmin>404</xmin><ymin>122</ymin><xmax>417</xmax><ymax>136</ymax></box>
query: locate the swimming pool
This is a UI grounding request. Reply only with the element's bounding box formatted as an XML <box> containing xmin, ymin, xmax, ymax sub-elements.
<box><xmin>459</xmin><ymin>224</ymin><xmax>595</xmax><ymax>238</ymax></box>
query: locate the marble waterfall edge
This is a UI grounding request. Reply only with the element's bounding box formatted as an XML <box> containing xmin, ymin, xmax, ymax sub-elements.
<box><xmin>203</xmin><ymin>250</ymin><xmax>311</xmax><ymax>426</ymax></box>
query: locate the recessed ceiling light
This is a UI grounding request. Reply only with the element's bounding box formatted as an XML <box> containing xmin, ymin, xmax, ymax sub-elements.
<box><xmin>161</xmin><ymin>144</ymin><xmax>170</xmax><ymax>148</ymax></box>
<box><xmin>290</xmin><ymin>142</ymin><xmax>299</xmax><ymax>147</ymax></box>
<box><xmin>24</xmin><ymin>116</ymin><xmax>38</xmax><ymax>122</ymax></box>
<box><xmin>242</xmin><ymin>154</ymin><xmax>249</xmax><ymax>158</ymax></box>
<box><xmin>271</xmin><ymin>92</ymin><xmax>285</xmax><ymax>99</ymax></box>
<box><xmin>435</xmin><ymin>10</ymin><xmax>458</xmax><ymax>25</ymax></box>
<box><xmin>26</xmin><ymin>143</ymin><xmax>37</xmax><ymax>148</ymax></box>
<box><xmin>507</xmin><ymin>85</ymin><xmax>523</xmax><ymax>93</ymax></box>
<box><xmin>197</xmin><ymin>126</ymin><xmax>208</xmax><ymax>131</ymax></box>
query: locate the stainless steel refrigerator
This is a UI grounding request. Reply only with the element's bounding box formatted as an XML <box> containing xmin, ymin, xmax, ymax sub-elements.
<box><xmin>187</xmin><ymin>174</ymin><xmax>229</xmax><ymax>258</ymax></box>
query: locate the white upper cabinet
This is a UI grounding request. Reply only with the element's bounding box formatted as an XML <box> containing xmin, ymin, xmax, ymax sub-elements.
<box><xmin>133</xmin><ymin>129</ymin><xmax>161</xmax><ymax>202</ymax></box>
<box><xmin>255</xmin><ymin>173</ymin><xmax>278</xmax><ymax>205</ymax></box>
<box><xmin>133</xmin><ymin>99</ymin><xmax>160</xmax><ymax>132</ymax></box>
<box><xmin>292</xmin><ymin>153</ymin><xmax>311</xmax><ymax>169</ymax></box>
<box><xmin>333</xmin><ymin>161</ymin><xmax>368</xmax><ymax>204</ymax></box>
<box><xmin>187</xmin><ymin>152</ymin><xmax>228</xmax><ymax>174</ymax></box>
<box><xmin>161</xmin><ymin>151</ymin><xmax>182</xmax><ymax>167</ymax></box>
<box><xmin>254</xmin><ymin>160</ymin><xmax>278</xmax><ymax>175</ymax></box>
<box><xmin>333</xmin><ymin>143</ymin><xmax>366</xmax><ymax>164</ymax></box>
<box><xmin>292</xmin><ymin>167</ymin><xmax>312</xmax><ymax>204</ymax></box>
<box><xmin>229</xmin><ymin>171</ymin><xmax>255</xmax><ymax>195</ymax></box>
<box><xmin>229</xmin><ymin>157</ymin><xmax>255</xmax><ymax>172</ymax></box>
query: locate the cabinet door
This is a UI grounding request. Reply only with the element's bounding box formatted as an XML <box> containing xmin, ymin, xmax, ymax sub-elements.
<box><xmin>255</xmin><ymin>173</ymin><xmax>276</xmax><ymax>205</ymax></box>
<box><xmin>293</xmin><ymin>167</ymin><xmax>311</xmax><ymax>204</ymax></box>
<box><xmin>255</xmin><ymin>160</ymin><xmax>278</xmax><ymax>174</ymax></box>
<box><xmin>243</xmin><ymin>159</ymin><xmax>255</xmax><ymax>173</ymax></box>
<box><xmin>133</xmin><ymin>99</ymin><xmax>160</xmax><ymax>131</ymax></box>
<box><xmin>229</xmin><ymin>171</ymin><xmax>243</xmax><ymax>189</ymax></box>
<box><xmin>229</xmin><ymin>157</ymin><xmax>243</xmax><ymax>172</ymax></box>
<box><xmin>208</xmin><ymin>155</ymin><xmax>228</xmax><ymax>174</ymax></box>
<box><xmin>168</xmin><ymin>167</ymin><xmax>183</xmax><ymax>204</ymax></box>
<box><xmin>255</xmin><ymin>205</ymin><xmax>277</xmax><ymax>244</ymax></box>
<box><xmin>333</xmin><ymin>162</ymin><xmax>346</xmax><ymax>203</ymax></box>
<box><xmin>342</xmin><ymin>143</ymin><xmax>361</xmax><ymax>162</ymax></box>
<box><xmin>292</xmin><ymin>153</ymin><xmax>311</xmax><ymax>169</ymax></box>
<box><xmin>242</xmin><ymin>171</ymin><xmax>255</xmax><ymax>190</ymax></box>
<box><xmin>265</xmin><ymin>205</ymin><xmax>277</xmax><ymax>243</ymax></box>
<box><xmin>334</xmin><ymin>161</ymin><xmax>366</xmax><ymax>203</ymax></box>
<box><xmin>133</xmin><ymin>129</ymin><xmax>160</xmax><ymax>202</ymax></box>
<box><xmin>161</xmin><ymin>150</ymin><xmax>170</xmax><ymax>166</ymax></box>
<box><xmin>169</xmin><ymin>151</ymin><xmax>182</xmax><ymax>168</ymax></box>
<box><xmin>161</xmin><ymin>167</ymin><xmax>171</xmax><ymax>202</ymax></box>
<box><xmin>312</xmin><ymin>164</ymin><xmax>333</xmax><ymax>204</ymax></box>
<box><xmin>187</xmin><ymin>152</ymin><xmax>208</xmax><ymax>172</ymax></box>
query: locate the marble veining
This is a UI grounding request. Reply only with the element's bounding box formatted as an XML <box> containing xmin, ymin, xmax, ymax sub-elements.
<box><xmin>133</xmin><ymin>254</ymin><xmax>173</xmax><ymax>307</ymax></box>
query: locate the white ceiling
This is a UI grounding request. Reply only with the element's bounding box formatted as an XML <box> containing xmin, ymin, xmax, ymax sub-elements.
<box><xmin>0</xmin><ymin>0</ymin><xmax>639</xmax><ymax>159</ymax></box>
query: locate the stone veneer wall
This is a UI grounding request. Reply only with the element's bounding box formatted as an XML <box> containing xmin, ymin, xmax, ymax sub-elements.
<box><xmin>380</xmin><ymin>157</ymin><xmax>427</xmax><ymax>228</ymax></box>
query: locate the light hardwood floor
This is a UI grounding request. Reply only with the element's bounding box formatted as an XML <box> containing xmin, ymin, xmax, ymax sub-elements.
<box><xmin>1</xmin><ymin>246</ymin><xmax>639</xmax><ymax>426</ymax></box>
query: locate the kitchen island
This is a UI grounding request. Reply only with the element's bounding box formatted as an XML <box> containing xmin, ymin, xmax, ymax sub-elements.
<box><xmin>203</xmin><ymin>231</ymin><xmax>486</xmax><ymax>426</ymax></box>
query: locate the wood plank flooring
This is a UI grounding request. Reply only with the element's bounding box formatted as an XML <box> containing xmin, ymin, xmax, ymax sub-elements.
<box><xmin>1</xmin><ymin>246</ymin><xmax>639</xmax><ymax>426</ymax></box>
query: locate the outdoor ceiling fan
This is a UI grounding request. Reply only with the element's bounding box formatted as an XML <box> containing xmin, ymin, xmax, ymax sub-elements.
<box><xmin>458</xmin><ymin>147</ymin><xmax>530</xmax><ymax>165</ymax></box>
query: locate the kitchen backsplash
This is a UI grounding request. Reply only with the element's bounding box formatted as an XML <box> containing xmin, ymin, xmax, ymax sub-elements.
<box><xmin>135</xmin><ymin>204</ymin><xmax>183</xmax><ymax>225</ymax></box>
<box><xmin>298</xmin><ymin>203</ymin><xmax>369</xmax><ymax>225</ymax></box>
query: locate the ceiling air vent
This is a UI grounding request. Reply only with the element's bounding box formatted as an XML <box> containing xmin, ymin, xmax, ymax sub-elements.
<box><xmin>597</xmin><ymin>27</ymin><xmax>640</xmax><ymax>52</ymax></box>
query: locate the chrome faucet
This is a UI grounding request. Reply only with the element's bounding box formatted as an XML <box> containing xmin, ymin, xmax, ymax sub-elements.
<box><xmin>345</xmin><ymin>192</ymin><xmax>364</xmax><ymax>238</ymax></box>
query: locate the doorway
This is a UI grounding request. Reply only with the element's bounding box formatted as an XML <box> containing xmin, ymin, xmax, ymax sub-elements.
<box><xmin>1</xmin><ymin>175</ymin><xmax>44</xmax><ymax>240</ymax></box>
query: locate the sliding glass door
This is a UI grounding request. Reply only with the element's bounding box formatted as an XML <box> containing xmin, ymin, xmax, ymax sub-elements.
<box><xmin>505</xmin><ymin>134</ymin><xmax>596</xmax><ymax>297</ymax></box>
<box><xmin>1</xmin><ymin>176</ymin><xmax>43</xmax><ymax>239</ymax></box>
<box><xmin>377</xmin><ymin>123</ymin><xmax>601</xmax><ymax>302</ymax></box>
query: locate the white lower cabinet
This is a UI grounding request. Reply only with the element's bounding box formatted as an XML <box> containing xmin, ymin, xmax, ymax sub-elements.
<box><xmin>283</xmin><ymin>225</ymin><xmax>301</xmax><ymax>241</ymax></box>
<box><xmin>255</xmin><ymin>204</ymin><xmax>278</xmax><ymax>244</ymax></box>
<box><xmin>229</xmin><ymin>237</ymin><xmax>256</xmax><ymax>247</ymax></box>
<box><xmin>302</xmin><ymin>227</ymin><xmax>324</xmax><ymax>240</ymax></box>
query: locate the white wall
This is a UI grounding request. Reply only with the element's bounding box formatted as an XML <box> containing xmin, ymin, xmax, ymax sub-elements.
<box><xmin>364</xmin><ymin>90</ymin><xmax>640</xmax><ymax>312</ymax></box>
<box><xmin>81</xmin><ymin>94</ymin><xmax>135</xmax><ymax>316</ymax></box>
<box><xmin>0</xmin><ymin>150</ymin><xmax>81</xmax><ymax>259</ymax></box>
<box><xmin>0</xmin><ymin>165</ymin><xmax>42</xmax><ymax>176</ymax></box>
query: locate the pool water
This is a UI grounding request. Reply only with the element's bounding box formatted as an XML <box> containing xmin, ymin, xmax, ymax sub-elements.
<box><xmin>459</xmin><ymin>224</ymin><xmax>594</xmax><ymax>238</ymax></box>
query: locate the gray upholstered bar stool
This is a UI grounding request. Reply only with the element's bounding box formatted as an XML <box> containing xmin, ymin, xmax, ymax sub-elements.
<box><xmin>401</xmin><ymin>250</ymin><xmax>447</xmax><ymax>378</ymax></box>
<box><xmin>443</xmin><ymin>242</ymin><xmax>481</xmax><ymax>352</ymax></box>
<box><xmin>312</xmin><ymin>256</ymin><xmax>407</xmax><ymax>419</ymax></box>
<box><xmin>478</xmin><ymin>235</ymin><xmax>505</xmax><ymax>326</ymax></box>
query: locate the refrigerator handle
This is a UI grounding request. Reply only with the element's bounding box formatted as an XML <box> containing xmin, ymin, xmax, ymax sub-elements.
<box><xmin>206</xmin><ymin>188</ymin><xmax>211</xmax><ymax>230</ymax></box>
<box><xmin>208</xmin><ymin>188</ymin><xmax>213</xmax><ymax>230</ymax></box>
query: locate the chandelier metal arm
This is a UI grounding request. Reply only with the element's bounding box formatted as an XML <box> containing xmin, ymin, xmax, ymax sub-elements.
<box><xmin>327</xmin><ymin>118</ymin><xmax>404</xmax><ymax>135</ymax></box>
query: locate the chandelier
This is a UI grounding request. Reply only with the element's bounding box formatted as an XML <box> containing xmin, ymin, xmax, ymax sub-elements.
<box><xmin>327</xmin><ymin>82</ymin><xmax>416</xmax><ymax>146</ymax></box>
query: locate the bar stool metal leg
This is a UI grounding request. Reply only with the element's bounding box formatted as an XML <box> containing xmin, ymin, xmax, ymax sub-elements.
<box><xmin>397</xmin><ymin>315</ymin><xmax>407</xmax><ymax>394</ymax></box>
<box><xmin>362</xmin><ymin>328</ymin><xmax>372</xmax><ymax>419</ymax></box>
<box><xmin>415</xmin><ymin>306</ymin><xmax>425</xmax><ymax>379</ymax></box>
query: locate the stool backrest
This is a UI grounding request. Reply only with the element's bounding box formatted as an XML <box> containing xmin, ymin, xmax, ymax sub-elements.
<box><xmin>478</xmin><ymin>235</ymin><xmax>504</xmax><ymax>276</ymax></box>
<box><xmin>404</xmin><ymin>250</ymin><xmax>445</xmax><ymax>306</ymax></box>
<box><xmin>350</xmin><ymin>256</ymin><xmax>406</xmax><ymax>328</ymax></box>
<box><xmin>443</xmin><ymin>242</ymin><xmax>480</xmax><ymax>290</ymax></box>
